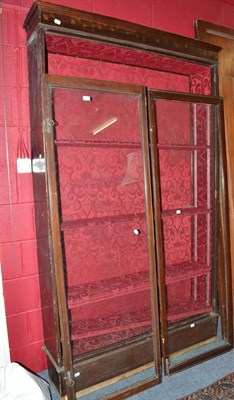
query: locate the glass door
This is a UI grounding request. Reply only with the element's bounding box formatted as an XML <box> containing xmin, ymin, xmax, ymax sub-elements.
<box><xmin>148</xmin><ymin>90</ymin><xmax>232</xmax><ymax>373</ymax></box>
<box><xmin>44</xmin><ymin>76</ymin><xmax>161</xmax><ymax>396</ymax></box>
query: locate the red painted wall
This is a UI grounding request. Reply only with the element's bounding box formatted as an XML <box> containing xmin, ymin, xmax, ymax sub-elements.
<box><xmin>1</xmin><ymin>0</ymin><xmax>234</xmax><ymax>373</ymax></box>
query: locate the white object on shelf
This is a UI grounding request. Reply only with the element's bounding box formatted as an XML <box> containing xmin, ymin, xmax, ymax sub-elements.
<box><xmin>32</xmin><ymin>156</ymin><xmax>45</xmax><ymax>173</ymax></box>
<box><xmin>54</xmin><ymin>18</ymin><xmax>61</xmax><ymax>25</ymax></box>
<box><xmin>133</xmin><ymin>228</ymin><xmax>141</xmax><ymax>235</ymax></box>
<box><xmin>82</xmin><ymin>96</ymin><xmax>92</xmax><ymax>101</ymax></box>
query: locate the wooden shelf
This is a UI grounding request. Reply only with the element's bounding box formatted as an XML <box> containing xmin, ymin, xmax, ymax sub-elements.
<box><xmin>55</xmin><ymin>139</ymin><xmax>142</xmax><ymax>148</ymax></box>
<box><xmin>70</xmin><ymin>298</ymin><xmax>212</xmax><ymax>355</ymax></box>
<box><xmin>168</xmin><ymin>299</ymin><xmax>212</xmax><ymax>323</ymax></box>
<box><xmin>68</xmin><ymin>270</ymin><xmax>150</xmax><ymax>309</ymax></box>
<box><xmin>67</xmin><ymin>261</ymin><xmax>211</xmax><ymax>309</ymax></box>
<box><xmin>157</xmin><ymin>143</ymin><xmax>210</xmax><ymax>149</ymax></box>
<box><xmin>165</xmin><ymin>261</ymin><xmax>211</xmax><ymax>284</ymax></box>
<box><xmin>71</xmin><ymin>306</ymin><xmax>152</xmax><ymax>340</ymax></box>
<box><xmin>61</xmin><ymin>212</ymin><xmax>146</xmax><ymax>230</ymax></box>
<box><xmin>161</xmin><ymin>207</ymin><xmax>210</xmax><ymax>217</ymax></box>
<box><xmin>72</xmin><ymin>319</ymin><xmax>151</xmax><ymax>356</ymax></box>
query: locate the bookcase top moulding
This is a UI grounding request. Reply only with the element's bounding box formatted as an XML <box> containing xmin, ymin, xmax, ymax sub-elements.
<box><xmin>23</xmin><ymin>0</ymin><xmax>221</xmax><ymax>64</ymax></box>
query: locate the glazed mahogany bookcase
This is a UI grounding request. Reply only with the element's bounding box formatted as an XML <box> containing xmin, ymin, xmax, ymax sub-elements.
<box><xmin>23</xmin><ymin>2</ymin><xmax>233</xmax><ymax>399</ymax></box>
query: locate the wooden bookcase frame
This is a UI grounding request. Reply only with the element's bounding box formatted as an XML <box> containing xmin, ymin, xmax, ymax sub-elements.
<box><xmin>23</xmin><ymin>2</ymin><xmax>233</xmax><ymax>399</ymax></box>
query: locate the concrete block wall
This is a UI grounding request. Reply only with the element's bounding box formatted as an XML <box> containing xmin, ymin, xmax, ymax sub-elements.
<box><xmin>1</xmin><ymin>0</ymin><xmax>234</xmax><ymax>372</ymax></box>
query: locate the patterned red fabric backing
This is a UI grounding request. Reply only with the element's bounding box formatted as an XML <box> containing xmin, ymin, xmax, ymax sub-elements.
<box><xmin>49</xmin><ymin>39</ymin><xmax>212</xmax><ymax>355</ymax></box>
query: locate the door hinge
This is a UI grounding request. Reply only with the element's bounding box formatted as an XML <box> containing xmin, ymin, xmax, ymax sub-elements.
<box><xmin>44</xmin><ymin>118</ymin><xmax>57</xmax><ymax>131</ymax></box>
<box><xmin>66</xmin><ymin>370</ymin><xmax>75</xmax><ymax>387</ymax></box>
<box><xmin>165</xmin><ymin>357</ymin><xmax>170</xmax><ymax>375</ymax></box>
<box><xmin>32</xmin><ymin>154</ymin><xmax>45</xmax><ymax>173</ymax></box>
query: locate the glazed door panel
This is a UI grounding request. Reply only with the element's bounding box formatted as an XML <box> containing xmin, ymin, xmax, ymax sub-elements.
<box><xmin>148</xmin><ymin>90</ymin><xmax>232</xmax><ymax>373</ymax></box>
<box><xmin>45</xmin><ymin>76</ymin><xmax>161</xmax><ymax>393</ymax></box>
